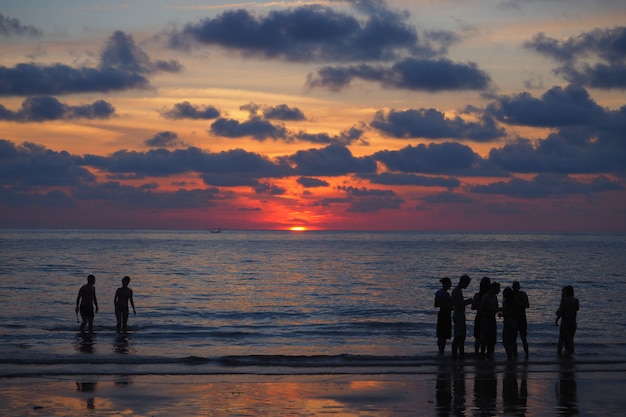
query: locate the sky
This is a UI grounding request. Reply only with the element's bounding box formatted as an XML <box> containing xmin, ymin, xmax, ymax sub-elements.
<box><xmin>1</xmin><ymin>0</ymin><xmax>625</xmax><ymax>232</ymax></box>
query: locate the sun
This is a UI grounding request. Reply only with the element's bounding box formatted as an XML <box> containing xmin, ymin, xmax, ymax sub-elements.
<box><xmin>289</xmin><ymin>226</ymin><xmax>307</xmax><ymax>232</ymax></box>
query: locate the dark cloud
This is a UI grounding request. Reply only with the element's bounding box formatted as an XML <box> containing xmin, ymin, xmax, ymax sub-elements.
<box><xmin>210</xmin><ymin>117</ymin><xmax>288</xmax><ymax>141</ymax></box>
<box><xmin>362</xmin><ymin>172</ymin><xmax>460</xmax><ymax>188</ymax></box>
<box><xmin>241</xmin><ymin>102</ymin><xmax>306</xmax><ymax>120</ymax></box>
<box><xmin>144</xmin><ymin>131</ymin><xmax>186</xmax><ymax>148</ymax></box>
<box><xmin>488</xmin><ymin>129</ymin><xmax>626</xmax><ymax>177</ymax></box>
<box><xmin>84</xmin><ymin>146</ymin><xmax>292</xmax><ymax>179</ymax></box>
<box><xmin>0</xmin><ymin>96</ymin><xmax>115</xmax><ymax>122</ymax></box>
<box><xmin>293</xmin><ymin>126</ymin><xmax>365</xmax><ymax>146</ymax></box>
<box><xmin>261</xmin><ymin>104</ymin><xmax>306</xmax><ymax>121</ymax></box>
<box><xmin>73</xmin><ymin>181</ymin><xmax>222</xmax><ymax>209</ymax></box>
<box><xmin>338</xmin><ymin>185</ymin><xmax>404</xmax><ymax>212</ymax></box>
<box><xmin>0</xmin><ymin>140</ymin><xmax>94</xmax><ymax>187</ymax></box>
<box><xmin>307</xmin><ymin>58</ymin><xmax>492</xmax><ymax>92</ymax></box>
<box><xmin>371</xmin><ymin>108</ymin><xmax>504</xmax><ymax>141</ymax></box>
<box><xmin>287</xmin><ymin>144</ymin><xmax>377</xmax><ymax>176</ymax></box>
<box><xmin>297</xmin><ymin>176</ymin><xmax>329</xmax><ymax>188</ymax></box>
<box><xmin>0</xmin><ymin>14</ymin><xmax>42</xmax><ymax>38</ymax></box>
<box><xmin>470</xmin><ymin>173</ymin><xmax>623</xmax><ymax>198</ymax></box>
<box><xmin>170</xmin><ymin>4</ymin><xmax>424</xmax><ymax>62</ymax></box>
<box><xmin>254</xmin><ymin>182</ymin><xmax>287</xmax><ymax>195</ymax></box>
<box><xmin>0</xmin><ymin>31</ymin><xmax>181</xmax><ymax>96</ymax></box>
<box><xmin>373</xmin><ymin>142</ymin><xmax>482</xmax><ymax>174</ymax></box>
<box><xmin>161</xmin><ymin>101</ymin><xmax>220</xmax><ymax>120</ymax></box>
<box><xmin>485</xmin><ymin>84</ymin><xmax>606</xmax><ymax>127</ymax></box>
<box><xmin>525</xmin><ymin>27</ymin><xmax>626</xmax><ymax>89</ymax></box>
<box><xmin>421</xmin><ymin>191</ymin><xmax>474</xmax><ymax>204</ymax></box>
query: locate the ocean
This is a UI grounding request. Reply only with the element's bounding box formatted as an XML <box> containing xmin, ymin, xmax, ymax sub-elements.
<box><xmin>1</xmin><ymin>230</ymin><xmax>625</xmax><ymax>378</ymax></box>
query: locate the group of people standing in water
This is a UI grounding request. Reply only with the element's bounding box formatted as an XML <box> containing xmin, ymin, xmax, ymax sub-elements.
<box><xmin>435</xmin><ymin>275</ymin><xmax>579</xmax><ymax>360</ymax></box>
<box><xmin>75</xmin><ymin>274</ymin><xmax>136</xmax><ymax>333</ymax></box>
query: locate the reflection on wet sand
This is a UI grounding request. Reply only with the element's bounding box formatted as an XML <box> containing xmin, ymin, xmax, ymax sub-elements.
<box><xmin>502</xmin><ymin>362</ymin><xmax>528</xmax><ymax>416</ymax></box>
<box><xmin>76</xmin><ymin>381</ymin><xmax>97</xmax><ymax>410</ymax></box>
<box><xmin>75</xmin><ymin>333</ymin><xmax>96</xmax><ymax>353</ymax></box>
<box><xmin>556</xmin><ymin>360</ymin><xmax>578</xmax><ymax>416</ymax></box>
<box><xmin>113</xmin><ymin>333</ymin><xmax>130</xmax><ymax>354</ymax></box>
<box><xmin>474</xmin><ymin>361</ymin><xmax>497</xmax><ymax>416</ymax></box>
<box><xmin>435</xmin><ymin>362</ymin><xmax>466</xmax><ymax>416</ymax></box>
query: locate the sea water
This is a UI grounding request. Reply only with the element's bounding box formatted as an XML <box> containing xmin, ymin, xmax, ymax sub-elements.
<box><xmin>1</xmin><ymin>230</ymin><xmax>625</xmax><ymax>377</ymax></box>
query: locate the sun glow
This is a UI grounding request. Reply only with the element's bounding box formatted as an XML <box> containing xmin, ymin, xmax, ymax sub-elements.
<box><xmin>289</xmin><ymin>226</ymin><xmax>307</xmax><ymax>232</ymax></box>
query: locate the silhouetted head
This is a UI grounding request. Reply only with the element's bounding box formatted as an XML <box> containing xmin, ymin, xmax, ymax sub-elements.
<box><xmin>503</xmin><ymin>287</ymin><xmax>513</xmax><ymax>300</ymax></box>
<box><xmin>512</xmin><ymin>281</ymin><xmax>520</xmax><ymax>291</ymax></box>
<box><xmin>563</xmin><ymin>285</ymin><xmax>574</xmax><ymax>297</ymax></box>
<box><xmin>459</xmin><ymin>274</ymin><xmax>471</xmax><ymax>288</ymax></box>
<box><xmin>87</xmin><ymin>274</ymin><xmax>95</xmax><ymax>285</ymax></box>
<box><xmin>490</xmin><ymin>282</ymin><xmax>500</xmax><ymax>294</ymax></box>
<box><xmin>122</xmin><ymin>276</ymin><xmax>131</xmax><ymax>286</ymax></box>
<box><xmin>440</xmin><ymin>277</ymin><xmax>451</xmax><ymax>289</ymax></box>
<box><xmin>480</xmin><ymin>277</ymin><xmax>491</xmax><ymax>294</ymax></box>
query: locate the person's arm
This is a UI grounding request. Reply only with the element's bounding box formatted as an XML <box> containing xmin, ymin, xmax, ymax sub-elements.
<box><xmin>130</xmin><ymin>290</ymin><xmax>136</xmax><ymax>314</ymax></box>
<box><xmin>93</xmin><ymin>289</ymin><xmax>98</xmax><ymax>313</ymax></box>
<box><xmin>76</xmin><ymin>290</ymin><xmax>81</xmax><ymax>313</ymax></box>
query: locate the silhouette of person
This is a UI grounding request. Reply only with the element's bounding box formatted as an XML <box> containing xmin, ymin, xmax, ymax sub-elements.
<box><xmin>471</xmin><ymin>277</ymin><xmax>491</xmax><ymax>354</ymax></box>
<box><xmin>76</xmin><ymin>274</ymin><xmax>98</xmax><ymax>333</ymax></box>
<box><xmin>512</xmin><ymin>281</ymin><xmax>530</xmax><ymax>358</ymax></box>
<box><xmin>114</xmin><ymin>276</ymin><xmax>136</xmax><ymax>332</ymax></box>
<box><xmin>479</xmin><ymin>282</ymin><xmax>500</xmax><ymax>358</ymax></box>
<box><xmin>501</xmin><ymin>287</ymin><xmax>518</xmax><ymax>361</ymax></box>
<box><xmin>435</xmin><ymin>277</ymin><xmax>453</xmax><ymax>355</ymax></box>
<box><xmin>556</xmin><ymin>285</ymin><xmax>579</xmax><ymax>357</ymax></box>
<box><xmin>451</xmin><ymin>274</ymin><xmax>472</xmax><ymax>359</ymax></box>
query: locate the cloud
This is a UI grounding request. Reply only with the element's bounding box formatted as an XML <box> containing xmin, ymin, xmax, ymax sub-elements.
<box><xmin>0</xmin><ymin>31</ymin><xmax>181</xmax><ymax>96</ymax></box>
<box><xmin>485</xmin><ymin>84</ymin><xmax>606</xmax><ymax>127</ymax></box>
<box><xmin>73</xmin><ymin>181</ymin><xmax>222</xmax><ymax>209</ymax></box>
<box><xmin>0</xmin><ymin>96</ymin><xmax>115</xmax><ymax>122</ymax></box>
<box><xmin>307</xmin><ymin>58</ymin><xmax>492</xmax><ymax>92</ymax></box>
<box><xmin>293</xmin><ymin>126</ymin><xmax>365</xmax><ymax>146</ymax></box>
<box><xmin>338</xmin><ymin>185</ymin><xmax>404</xmax><ymax>212</ymax></box>
<box><xmin>0</xmin><ymin>14</ymin><xmax>42</xmax><ymax>38</ymax></box>
<box><xmin>470</xmin><ymin>173</ymin><xmax>623</xmax><ymax>198</ymax></box>
<box><xmin>421</xmin><ymin>191</ymin><xmax>474</xmax><ymax>204</ymax></box>
<box><xmin>144</xmin><ymin>131</ymin><xmax>186</xmax><ymax>148</ymax></box>
<box><xmin>361</xmin><ymin>172</ymin><xmax>460</xmax><ymax>188</ymax></box>
<box><xmin>371</xmin><ymin>108</ymin><xmax>504</xmax><ymax>141</ymax></box>
<box><xmin>488</xmin><ymin>129</ymin><xmax>626</xmax><ymax>177</ymax></box>
<box><xmin>525</xmin><ymin>27</ymin><xmax>626</xmax><ymax>89</ymax></box>
<box><xmin>258</xmin><ymin>103</ymin><xmax>306</xmax><ymax>121</ymax></box>
<box><xmin>286</xmin><ymin>144</ymin><xmax>377</xmax><ymax>176</ymax></box>
<box><xmin>297</xmin><ymin>176</ymin><xmax>329</xmax><ymax>188</ymax></box>
<box><xmin>161</xmin><ymin>101</ymin><xmax>220</xmax><ymax>119</ymax></box>
<box><xmin>169</xmin><ymin>4</ymin><xmax>425</xmax><ymax>62</ymax></box>
<box><xmin>84</xmin><ymin>146</ymin><xmax>292</xmax><ymax>179</ymax></box>
<box><xmin>0</xmin><ymin>140</ymin><xmax>94</xmax><ymax>187</ymax></box>
<box><xmin>373</xmin><ymin>142</ymin><xmax>482</xmax><ymax>174</ymax></box>
<box><xmin>210</xmin><ymin>116</ymin><xmax>288</xmax><ymax>141</ymax></box>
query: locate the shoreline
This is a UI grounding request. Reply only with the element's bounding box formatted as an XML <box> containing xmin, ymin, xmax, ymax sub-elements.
<box><xmin>2</xmin><ymin>362</ymin><xmax>626</xmax><ymax>416</ymax></box>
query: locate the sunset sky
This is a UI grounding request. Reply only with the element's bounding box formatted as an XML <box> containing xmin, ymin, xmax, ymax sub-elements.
<box><xmin>1</xmin><ymin>0</ymin><xmax>625</xmax><ymax>231</ymax></box>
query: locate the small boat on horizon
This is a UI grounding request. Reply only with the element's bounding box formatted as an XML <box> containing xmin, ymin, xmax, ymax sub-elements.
<box><xmin>209</xmin><ymin>227</ymin><xmax>221</xmax><ymax>233</ymax></box>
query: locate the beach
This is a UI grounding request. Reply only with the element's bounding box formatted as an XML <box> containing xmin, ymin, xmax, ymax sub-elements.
<box><xmin>2</xmin><ymin>230</ymin><xmax>626</xmax><ymax>415</ymax></box>
<box><xmin>2</xmin><ymin>359</ymin><xmax>626</xmax><ymax>416</ymax></box>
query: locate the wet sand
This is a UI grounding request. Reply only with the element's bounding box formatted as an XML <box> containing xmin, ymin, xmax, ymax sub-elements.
<box><xmin>2</xmin><ymin>362</ymin><xmax>626</xmax><ymax>416</ymax></box>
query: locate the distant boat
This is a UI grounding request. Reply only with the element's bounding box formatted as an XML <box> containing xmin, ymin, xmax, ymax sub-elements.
<box><xmin>209</xmin><ymin>227</ymin><xmax>221</xmax><ymax>233</ymax></box>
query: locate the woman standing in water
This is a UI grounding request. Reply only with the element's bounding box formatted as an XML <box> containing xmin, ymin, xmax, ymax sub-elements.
<box><xmin>556</xmin><ymin>285</ymin><xmax>579</xmax><ymax>356</ymax></box>
<box><xmin>435</xmin><ymin>277</ymin><xmax>453</xmax><ymax>355</ymax></box>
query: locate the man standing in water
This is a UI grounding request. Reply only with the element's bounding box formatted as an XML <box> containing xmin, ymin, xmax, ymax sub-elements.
<box><xmin>512</xmin><ymin>281</ymin><xmax>530</xmax><ymax>358</ymax></box>
<box><xmin>76</xmin><ymin>274</ymin><xmax>98</xmax><ymax>333</ymax></box>
<box><xmin>114</xmin><ymin>276</ymin><xmax>136</xmax><ymax>332</ymax></box>
<box><xmin>451</xmin><ymin>274</ymin><xmax>473</xmax><ymax>359</ymax></box>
